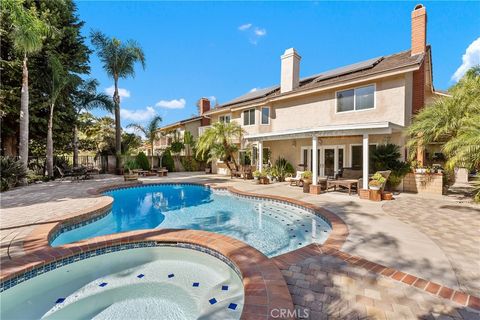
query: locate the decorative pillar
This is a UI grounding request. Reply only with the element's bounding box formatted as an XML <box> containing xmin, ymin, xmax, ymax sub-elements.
<box><xmin>258</xmin><ymin>141</ymin><xmax>263</xmax><ymax>172</ymax></box>
<box><xmin>362</xmin><ymin>134</ymin><xmax>369</xmax><ymax>189</ymax></box>
<box><xmin>312</xmin><ymin>136</ymin><xmax>318</xmax><ymax>185</ymax></box>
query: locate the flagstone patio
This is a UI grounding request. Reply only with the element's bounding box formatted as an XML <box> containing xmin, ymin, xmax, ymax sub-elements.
<box><xmin>1</xmin><ymin>172</ymin><xmax>479</xmax><ymax>319</ymax></box>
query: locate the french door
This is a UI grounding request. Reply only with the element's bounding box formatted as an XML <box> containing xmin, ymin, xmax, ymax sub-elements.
<box><xmin>301</xmin><ymin>146</ymin><xmax>344</xmax><ymax>178</ymax></box>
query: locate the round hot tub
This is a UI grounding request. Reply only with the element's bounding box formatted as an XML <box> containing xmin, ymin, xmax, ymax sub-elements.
<box><xmin>1</xmin><ymin>245</ymin><xmax>244</xmax><ymax>320</ymax></box>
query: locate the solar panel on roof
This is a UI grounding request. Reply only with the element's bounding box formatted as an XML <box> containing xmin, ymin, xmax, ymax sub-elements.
<box><xmin>312</xmin><ymin>57</ymin><xmax>383</xmax><ymax>82</ymax></box>
<box><xmin>222</xmin><ymin>85</ymin><xmax>278</xmax><ymax>105</ymax></box>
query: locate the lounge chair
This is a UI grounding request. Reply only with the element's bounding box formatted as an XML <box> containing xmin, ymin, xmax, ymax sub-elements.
<box><xmin>289</xmin><ymin>171</ymin><xmax>304</xmax><ymax>186</ymax></box>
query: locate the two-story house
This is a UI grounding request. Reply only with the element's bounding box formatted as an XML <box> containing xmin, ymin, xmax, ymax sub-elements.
<box><xmin>150</xmin><ymin>98</ymin><xmax>211</xmax><ymax>156</ymax></box>
<box><xmin>200</xmin><ymin>4</ymin><xmax>445</xmax><ymax>190</ymax></box>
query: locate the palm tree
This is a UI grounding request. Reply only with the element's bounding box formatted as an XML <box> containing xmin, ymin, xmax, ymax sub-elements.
<box><xmin>183</xmin><ymin>131</ymin><xmax>195</xmax><ymax>158</ymax></box>
<box><xmin>45</xmin><ymin>55</ymin><xmax>71</xmax><ymax>178</ymax></box>
<box><xmin>72</xmin><ymin>79</ymin><xmax>113</xmax><ymax>167</ymax></box>
<box><xmin>90</xmin><ymin>30</ymin><xmax>146</xmax><ymax>173</ymax></box>
<box><xmin>407</xmin><ymin>66</ymin><xmax>480</xmax><ymax>170</ymax></box>
<box><xmin>196</xmin><ymin>121</ymin><xmax>244</xmax><ymax>172</ymax></box>
<box><xmin>2</xmin><ymin>0</ymin><xmax>49</xmax><ymax>181</ymax></box>
<box><xmin>127</xmin><ymin>116</ymin><xmax>163</xmax><ymax>170</ymax></box>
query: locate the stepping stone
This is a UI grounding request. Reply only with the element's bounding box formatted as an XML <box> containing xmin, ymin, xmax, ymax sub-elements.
<box><xmin>209</xmin><ymin>298</ymin><xmax>217</xmax><ymax>305</ymax></box>
<box><xmin>228</xmin><ymin>303</ymin><xmax>238</xmax><ymax>310</ymax></box>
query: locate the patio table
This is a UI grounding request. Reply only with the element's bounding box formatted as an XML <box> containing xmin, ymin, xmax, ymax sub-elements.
<box><xmin>327</xmin><ymin>179</ymin><xmax>359</xmax><ymax>195</ymax></box>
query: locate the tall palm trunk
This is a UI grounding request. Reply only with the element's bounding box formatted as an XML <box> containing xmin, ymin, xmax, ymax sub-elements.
<box><xmin>113</xmin><ymin>77</ymin><xmax>122</xmax><ymax>174</ymax></box>
<box><xmin>18</xmin><ymin>54</ymin><xmax>29</xmax><ymax>185</ymax></box>
<box><xmin>150</xmin><ymin>144</ymin><xmax>154</xmax><ymax>170</ymax></box>
<box><xmin>73</xmin><ymin>124</ymin><xmax>79</xmax><ymax>167</ymax></box>
<box><xmin>46</xmin><ymin>103</ymin><xmax>55</xmax><ymax>178</ymax></box>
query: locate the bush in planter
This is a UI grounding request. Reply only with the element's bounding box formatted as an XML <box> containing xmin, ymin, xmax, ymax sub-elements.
<box><xmin>386</xmin><ymin>160</ymin><xmax>411</xmax><ymax>190</ymax></box>
<box><xmin>1</xmin><ymin>156</ymin><xmax>27</xmax><ymax>191</ymax></box>
<box><xmin>301</xmin><ymin>171</ymin><xmax>313</xmax><ymax>182</ymax></box>
<box><xmin>135</xmin><ymin>152</ymin><xmax>150</xmax><ymax>170</ymax></box>
<box><xmin>124</xmin><ymin>159</ymin><xmax>139</xmax><ymax>174</ymax></box>
<box><xmin>369</xmin><ymin>173</ymin><xmax>386</xmax><ymax>190</ymax></box>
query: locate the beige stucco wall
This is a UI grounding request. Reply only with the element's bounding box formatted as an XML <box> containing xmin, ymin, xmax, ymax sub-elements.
<box><xmin>210</xmin><ymin>74</ymin><xmax>413</xmax><ymax>136</ymax></box>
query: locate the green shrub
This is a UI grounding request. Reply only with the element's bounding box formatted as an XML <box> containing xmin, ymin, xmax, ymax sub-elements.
<box><xmin>124</xmin><ymin>159</ymin><xmax>139</xmax><ymax>173</ymax></box>
<box><xmin>1</xmin><ymin>156</ymin><xmax>27</xmax><ymax>191</ymax></box>
<box><xmin>273</xmin><ymin>157</ymin><xmax>295</xmax><ymax>181</ymax></box>
<box><xmin>181</xmin><ymin>157</ymin><xmax>200</xmax><ymax>171</ymax></box>
<box><xmin>162</xmin><ymin>149</ymin><xmax>175</xmax><ymax>172</ymax></box>
<box><xmin>135</xmin><ymin>152</ymin><xmax>150</xmax><ymax>170</ymax></box>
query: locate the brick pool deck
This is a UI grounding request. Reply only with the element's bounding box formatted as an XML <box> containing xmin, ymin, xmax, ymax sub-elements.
<box><xmin>1</xmin><ymin>173</ymin><xmax>479</xmax><ymax>319</ymax></box>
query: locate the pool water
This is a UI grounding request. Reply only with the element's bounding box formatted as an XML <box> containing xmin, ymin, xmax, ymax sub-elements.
<box><xmin>52</xmin><ymin>184</ymin><xmax>332</xmax><ymax>257</ymax></box>
<box><xmin>0</xmin><ymin>247</ymin><xmax>244</xmax><ymax>320</ymax></box>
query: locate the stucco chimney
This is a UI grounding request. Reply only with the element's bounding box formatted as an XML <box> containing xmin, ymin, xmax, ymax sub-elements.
<box><xmin>280</xmin><ymin>48</ymin><xmax>301</xmax><ymax>93</ymax></box>
<box><xmin>198</xmin><ymin>98</ymin><xmax>210</xmax><ymax>115</ymax></box>
<box><xmin>411</xmin><ymin>4</ymin><xmax>427</xmax><ymax>56</ymax></box>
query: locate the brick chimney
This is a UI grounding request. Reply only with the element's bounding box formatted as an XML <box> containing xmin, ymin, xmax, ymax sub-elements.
<box><xmin>199</xmin><ymin>98</ymin><xmax>210</xmax><ymax>115</ymax></box>
<box><xmin>199</xmin><ymin>98</ymin><xmax>211</xmax><ymax>126</ymax></box>
<box><xmin>280</xmin><ymin>48</ymin><xmax>301</xmax><ymax>93</ymax></box>
<box><xmin>411</xmin><ymin>4</ymin><xmax>427</xmax><ymax>56</ymax></box>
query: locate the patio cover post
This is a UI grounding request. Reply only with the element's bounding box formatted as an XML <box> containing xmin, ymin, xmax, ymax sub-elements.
<box><xmin>362</xmin><ymin>133</ymin><xmax>369</xmax><ymax>189</ymax></box>
<box><xmin>312</xmin><ymin>135</ymin><xmax>318</xmax><ymax>185</ymax></box>
<box><xmin>258</xmin><ymin>141</ymin><xmax>263</xmax><ymax>172</ymax></box>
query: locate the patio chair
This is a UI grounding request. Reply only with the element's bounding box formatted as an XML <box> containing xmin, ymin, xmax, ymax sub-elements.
<box><xmin>289</xmin><ymin>171</ymin><xmax>305</xmax><ymax>186</ymax></box>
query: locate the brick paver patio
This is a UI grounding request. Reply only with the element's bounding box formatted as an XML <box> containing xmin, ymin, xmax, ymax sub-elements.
<box><xmin>1</xmin><ymin>172</ymin><xmax>479</xmax><ymax>319</ymax></box>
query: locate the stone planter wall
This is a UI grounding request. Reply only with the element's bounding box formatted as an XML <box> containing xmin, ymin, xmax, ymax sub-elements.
<box><xmin>403</xmin><ymin>173</ymin><xmax>444</xmax><ymax>195</ymax></box>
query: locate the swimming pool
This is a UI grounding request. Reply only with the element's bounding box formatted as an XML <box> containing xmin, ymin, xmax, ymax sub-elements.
<box><xmin>51</xmin><ymin>184</ymin><xmax>332</xmax><ymax>257</ymax></box>
<box><xmin>0</xmin><ymin>246</ymin><xmax>244</xmax><ymax>320</ymax></box>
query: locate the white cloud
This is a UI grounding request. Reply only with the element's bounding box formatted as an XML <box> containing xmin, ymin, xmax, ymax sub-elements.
<box><xmin>452</xmin><ymin>37</ymin><xmax>480</xmax><ymax>82</ymax></box>
<box><xmin>208</xmin><ymin>96</ymin><xmax>217</xmax><ymax>104</ymax></box>
<box><xmin>254</xmin><ymin>28</ymin><xmax>266</xmax><ymax>36</ymax></box>
<box><xmin>249</xmin><ymin>88</ymin><xmax>258</xmax><ymax>92</ymax></box>
<box><xmin>155</xmin><ymin>98</ymin><xmax>186</xmax><ymax>109</ymax></box>
<box><xmin>105</xmin><ymin>85</ymin><xmax>131</xmax><ymax>98</ymax></box>
<box><xmin>121</xmin><ymin>106</ymin><xmax>156</xmax><ymax>122</ymax></box>
<box><xmin>238</xmin><ymin>23</ymin><xmax>252</xmax><ymax>31</ymax></box>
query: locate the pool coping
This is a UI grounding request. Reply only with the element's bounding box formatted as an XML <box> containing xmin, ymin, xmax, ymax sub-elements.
<box><xmin>11</xmin><ymin>181</ymin><xmax>480</xmax><ymax>312</ymax></box>
<box><xmin>2</xmin><ymin>229</ymin><xmax>295</xmax><ymax>319</ymax></box>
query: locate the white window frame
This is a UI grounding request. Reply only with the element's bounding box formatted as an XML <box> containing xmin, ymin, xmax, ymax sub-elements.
<box><xmin>243</xmin><ymin>108</ymin><xmax>256</xmax><ymax>126</ymax></box>
<box><xmin>260</xmin><ymin>106</ymin><xmax>270</xmax><ymax>125</ymax></box>
<box><xmin>219</xmin><ymin>114</ymin><xmax>231</xmax><ymax>123</ymax></box>
<box><xmin>349</xmin><ymin>143</ymin><xmax>378</xmax><ymax>168</ymax></box>
<box><xmin>335</xmin><ymin>84</ymin><xmax>376</xmax><ymax>114</ymax></box>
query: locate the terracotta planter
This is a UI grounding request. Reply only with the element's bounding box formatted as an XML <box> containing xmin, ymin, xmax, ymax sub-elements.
<box><xmin>303</xmin><ymin>181</ymin><xmax>311</xmax><ymax>193</ymax></box>
<box><xmin>381</xmin><ymin>192</ymin><xmax>393</xmax><ymax>201</ymax></box>
<box><xmin>123</xmin><ymin>173</ymin><xmax>138</xmax><ymax>181</ymax></box>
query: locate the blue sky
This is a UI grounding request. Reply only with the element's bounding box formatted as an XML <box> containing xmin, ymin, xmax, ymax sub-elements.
<box><xmin>76</xmin><ymin>1</ymin><xmax>480</xmax><ymax>129</ymax></box>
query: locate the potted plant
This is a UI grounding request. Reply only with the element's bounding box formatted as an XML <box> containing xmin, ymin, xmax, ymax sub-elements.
<box><xmin>123</xmin><ymin>160</ymin><xmax>139</xmax><ymax>181</ymax></box>
<box><xmin>253</xmin><ymin>170</ymin><xmax>261</xmax><ymax>183</ymax></box>
<box><xmin>368</xmin><ymin>173</ymin><xmax>386</xmax><ymax>191</ymax></box>
<box><xmin>301</xmin><ymin>171</ymin><xmax>313</xmax><ymax>193</ymax></box>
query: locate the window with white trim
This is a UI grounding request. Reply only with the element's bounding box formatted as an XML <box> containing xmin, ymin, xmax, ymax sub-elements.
<box><xmin>337</xmin><ymin>85</ymin><xmax>375</xmax><ymax>112</ymax></box>
<box><xmin>219</xmin><ymin>115</ymin><xmax>231</xmax><ymax>123</ymax></box>
<box><xmin>261</xmin><ymin>107</ymin><xmax>270</xmax><ymax>125</ymax></box>
<box><xmin>243</xmin><ymin>109</ymin><xmax>255</xmax><ymax>126</ymax></box>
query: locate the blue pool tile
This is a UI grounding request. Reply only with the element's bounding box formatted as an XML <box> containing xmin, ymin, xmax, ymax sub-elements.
<box><xmin>192</xmin><ymin>282</ymin><xmax>200</xmax><ymax>287</ymax></box>
<box><xmin>209</xmin><ymin>298</ymin><xmax>217</xmax><ymax>305</ymax></box>
<box><xmin>168</xmin><ymin>273</ymin><xmax>174</xmax><ymax>278</ymax></box>
<box><xmin>228</xmin><ymin>303</ymin><xmax>238</xmax><ymax>310</ymax></box>
<box><xmin>222</xmin><ymin>285</ymin><xmax>229</xmax><ymax>291</ymax></box>
<box><xmin>99</xmin><ymin>282</ymin><xmax>108</xmax><ymax>287</ymax></box>
<box><xmin>55</xmin><ymin>298</ymin><xmax>65</xmax><ymax>304</ymax></box>
<box><xmin>137</xmin><ymin>274</ymin><xmax>145</xmax><ymax>278</ymax></box>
